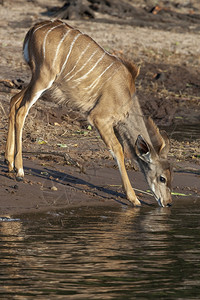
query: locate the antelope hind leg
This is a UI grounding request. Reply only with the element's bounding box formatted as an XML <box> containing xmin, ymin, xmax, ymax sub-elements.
<box><xmin>5</xmin><ymin>89</ymin><xmax>26</xmax><ymax>173</ymax></box>
<box><xmin>14</xmin><ymin>77</ymin><xmax>55</xmax><ymax>180</ymax></box>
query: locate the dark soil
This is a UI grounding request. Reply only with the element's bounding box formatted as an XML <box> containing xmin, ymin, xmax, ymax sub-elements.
<box><xmin>52</xmin><ymin>0</ymin><xmax>200</xmax><ymax>33</ymax></box>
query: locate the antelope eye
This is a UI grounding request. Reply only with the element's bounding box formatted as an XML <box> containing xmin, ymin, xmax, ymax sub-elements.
<box><xmin>160</xmin><ymin>176</ymin><xmax>166</xmax><ymax>184</ymax></box>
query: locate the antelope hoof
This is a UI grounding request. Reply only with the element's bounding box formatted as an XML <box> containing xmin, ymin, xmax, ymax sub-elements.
<box><xmin>16</xmin><ymin>176</ymin><xmax>24</xmax><ymax>182</ymax></box>
<box><xmin>6</xmin><ymin>161</ymin><xmax>15</xmax><ymax>174</ymax></box>
<box><xmin>128</xmin><ymin>197</ymin><xmax>141</xmax><ymax>207</ymax></box>
<box><xmin>134</xmin><ymin>199</ymin><xmax>141</xmax><ymax>207</ymax></box>
<box><xmin>8</xmin><ymin>169</ymin><xmax>16</xmax><ymax>174</ymax></box>
<box><xmin>16</xmin><ymin>168</ymin><xmax>24</xmax><ymax>181</ymax></box>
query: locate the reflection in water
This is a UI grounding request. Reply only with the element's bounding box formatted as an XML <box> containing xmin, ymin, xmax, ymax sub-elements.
<box><xmin>0</xmin><ymin>204</ymin><xmax>200</xmax><ymax>299</ymax></box>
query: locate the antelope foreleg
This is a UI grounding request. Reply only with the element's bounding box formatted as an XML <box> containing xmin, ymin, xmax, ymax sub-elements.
<box><xmin>94</xmin><ymin>119</ymin><xmax>141</xmax><ymax>206</ymax></box>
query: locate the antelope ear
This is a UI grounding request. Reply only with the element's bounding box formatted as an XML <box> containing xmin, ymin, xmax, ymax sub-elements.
<box><xmin>135</xmin><ymin>135</ymin><xmax>152</xmax><ymax>163</ymax></box>
<box><xmin>159</xmin><ymin>130</ymin><xmax>170</xmax><ymax>159</ymax></box>
<box><xmin>145</xmin><ymin>117</ymin><xmax>170</xmax><ymax>158</ymax></box>
<box><xmin>135</xmin><ymin>65</ymin><xmax>140</xmax><ymax>79</ymax></box>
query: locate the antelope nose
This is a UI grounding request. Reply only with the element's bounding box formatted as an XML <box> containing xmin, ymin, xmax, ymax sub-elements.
<box><xmin>166</xmin><ymin>197</ymin><xmax>173</xmax><ymax>207</ymax></box>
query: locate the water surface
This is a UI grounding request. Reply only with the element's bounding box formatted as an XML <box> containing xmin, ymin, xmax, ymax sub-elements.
<box><xmin>1</xmin><ymin>202</ymin><xmax>200</xmax><ymax>299</ymax></box>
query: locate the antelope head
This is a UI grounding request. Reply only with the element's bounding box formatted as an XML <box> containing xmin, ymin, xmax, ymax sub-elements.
<box><xmin>135</xmin><ymin>118</ymin><xmax>172</xmax><ymax>207</ymax></box>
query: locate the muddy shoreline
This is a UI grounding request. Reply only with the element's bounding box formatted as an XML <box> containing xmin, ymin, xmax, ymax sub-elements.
<box><xmin>0</xmin><ymin>154</ymin><xmax>199</xmax><ymax>216</ymax></box>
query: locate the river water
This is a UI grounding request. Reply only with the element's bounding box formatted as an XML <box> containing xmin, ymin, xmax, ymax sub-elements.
<box><xmin>1</xmin><ymin>202</ymin><xmax>200</xmax><ymax>299</ymax></box>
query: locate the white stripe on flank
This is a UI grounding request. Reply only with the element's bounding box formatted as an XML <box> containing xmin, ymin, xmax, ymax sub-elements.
<box><xmin>52</xmin><ymin>29</ymin><xmax>72</xmax><ymax>68</ymax></box>
<box><xmin>59</xmin><ymin>33</ymin><xmax>82</xmax><ymax>76</ymax></box>
<box><xmin>88</xmin><ymin>64</ymin><xmax>122</xmax><ymax>100</ymax></box>
<box><xmin>85</xmin><ymin>61</ymin><xmax>114</xmax><ymax>91</ymax></box>
<box><xmin>43</xmin><ymin>24</ymin><xmax>64</xmax><ymax>59</ymax></box>
<box><xmin>63</xmin><ymin>41</ymin><xmax>92</xmax><ymax>79</ymax></box>
<box><xmin>74</xmin><ymin>52</ymin><xmax>106</xmax><ymax>83</ymax></box>
<box><xmin>65</xmin><ymin>49</ymin><xmax>99</xmax><ymax>82</ymax></box>
<box><xmin>33</xmin><ymin>21</ymin><xmax>52</xmax><ymax>35</ymax></box>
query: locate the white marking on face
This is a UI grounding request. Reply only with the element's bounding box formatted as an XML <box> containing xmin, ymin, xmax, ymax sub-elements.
<box><xmin>43</xmin><ymin>24</ymin><xmax>64</xmax><ymax>59</ymax></box>
<box><xmin>59</xmin><ymin>33</ymin><xmax>82</xmax><ymax>75</ymax></box>
<box><xmin>74</xmin><ymin>52</ymin><xmax>106</xmax><ymax>82</ymax></box>
<box><xmin>151</xmin><ymin>182</ymin><xmax>162</xmax><ymax>204</ymax></box>
<box><xmin>151</xmin><ymin>183</ymin><xmax>156</xmax><ymax>194</ymax></box>
<box><xmin>52</xmin><ymin>29</ymin><xmax>72</xmax><ymax>68</ymax></box>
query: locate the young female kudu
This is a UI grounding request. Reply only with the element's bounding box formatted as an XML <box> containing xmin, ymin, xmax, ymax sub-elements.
<box><xmin>5</xmin><ymin>20</ymin><xmax>172</xmax><ymax>207</ymax></box>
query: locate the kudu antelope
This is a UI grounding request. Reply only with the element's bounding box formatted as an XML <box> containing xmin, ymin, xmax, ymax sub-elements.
<box><xmin>5</xmin><ymin>20</ymin><xmax>172</xmax><ymax>207</ymax></box>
